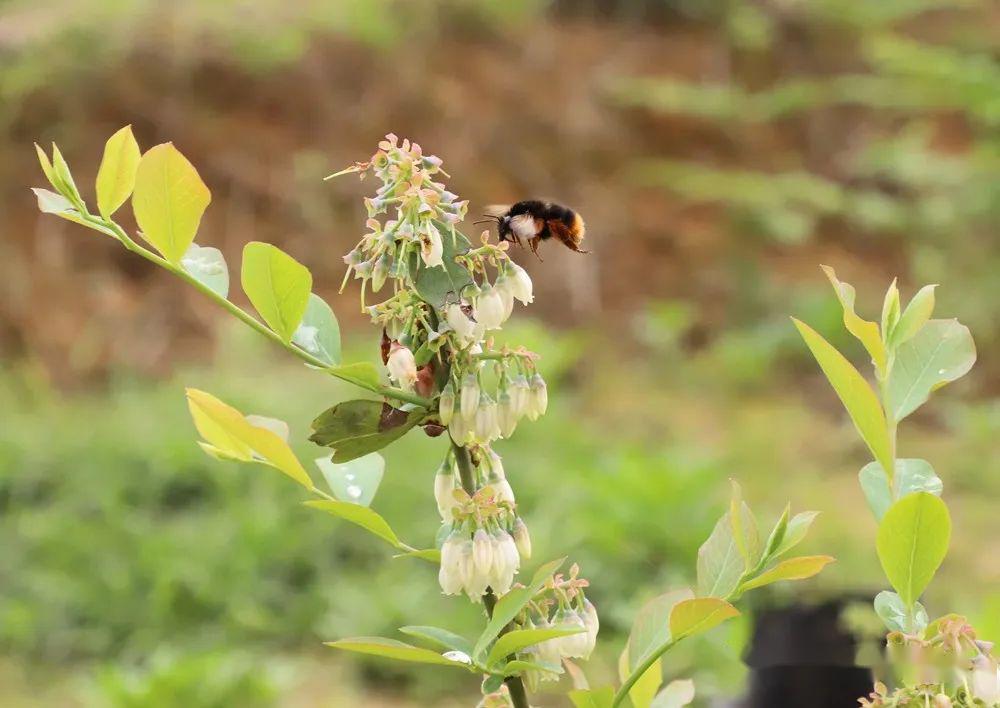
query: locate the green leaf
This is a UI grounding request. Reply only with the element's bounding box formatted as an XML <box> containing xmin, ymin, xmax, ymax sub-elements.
<box><xmin>398</xmin><ymin>626</ymin><xmax>472</xmax><ymax>655</ymax></box>
<box><xmin>873</xmin><ymin>591</ymin><xmax>928</xmax><ymax>634</ymax></box>
<box><xmin>876</xmin><ymin>492</ymin><xmax>951</xmax><ymax>607</ymax></box>
<box><xmin>292</xmin><ymin>293</ymin><xmax>341</xmax><ymax>365</ymax></box>
<box><xmin>859</xmin><ymin>459</ymin><xmax>943</xmax><ymax>521</ymax></box>
<box><xmin>771</xmin><ymin>511</ymin><xmax>820</xmax><ymax>558</ymax></box>
<box><xmin>881</xmin><ymin>279</ymin><xmax>901</xmax><ymax>344</ymax></box>
<box><xmin>96</xmin><ymin>125</ymin><xmax>141</xmax><ymax>218</ymax></box>
<box><xmin>482</xmin><ymin>674</ymin><xmax>505</xmax><ymax>693</ymax></box>
<box><xmin>309</xmin><ymin>399</ymin><xmax>424</xmax><ymax>462</ymax></box>
<box><xmin>739</xmin><ymin>555</ymin><xmax>835</xmax><ymax>592</ymax></box>
<box><xmin>486</xmin><ymin>627</ymin><xmax>586</xmax><ymax>668</ymax></box>
<box><xmin>890</xmin><ymin>284</ymin><xmax>936</xmax><ymax>348</ymax></box>
<box><xmin>50</xmin><ymin>143</ymin><xmax>83</xmax><ymax>207</ymax></box>
<box><xmin>304</xmin><ymin>499</ymin><xmax>403</xmax><ymax>549</ymax></box>
<box><xmin>569</xmin><ymin>687</ymin><xmax>615</xmax><ymax>708</ymax></box>
<box><xmin>502</xmin><ymin>659</ymin><xmax>562</xmax><ymax>678</ymax></box>
<box><xmin>325</xmin><ymin>637</ymin><xmax>473</xmax><ymax>668</ymax></box>
<box><xmin>412</xmin><ymin>230</ymin><xmax>473</xmax><ymax>307</ymax></box>
<box><xmin>668</xmin><ymin>598</ymin><xmax>740</xmax><ymax>641</ymax></box>
<box><xmin>315</xmin><ymin>452</ymin><xmax>384</xmax><ymax>507</ymax></box>
<box><xmin>793</xmin><ymin>318</ymin><xmax>893</xmax><ymax>474</ymax></box>
<box><xmin>729</xmin><ymin>481</ymin><xmax>760</xmax><ymax>571</ymax></box>
<box><xmin>627</xmin><ymin>589</ymin><xmax>693</xmax><ymax>671</ymax></box>
<box><xmin>241</xmin><ymin>241</ymin><xmax>313</xmax><ymax>342</ymax></box>
<box><xmin>696</xmin><ymin>513</ymin><xmax>743</xmax><ymax>598</ymax></box>
<box><xmin>328</xmin><ymin>362</ymin><xmax>381</xmax><ymax>389</ymax></box>
<box><xmin>393</xmin><ymin>547</ymin><xmax>441</xmax><ymax>563</ymax></box>
<box><xmin>132</xmin><ymin>143</ymin><xmax>211</xmax><ymax>264</ymax></box>
<box><xmin>181</xmin><ymin>243</ymin><xmax>229</xmax><ymax>298</ymax></box>
<box><xmin>886</xmin><ymin>319</ymin><xmax>975</xmax><ymax>422</ymax></box>
<box><xmin>761</xmin><ymin>505</ymin><xmax>791</xmax><ymax>562</ymax></box>
<box><xmin>821</xmin><ymin>265</ymin><xmax>886</xmax><ymax>373</ymax></box>
<box><xmin>185</xmin><ymin>388</ymin><xmax>313</xmax><ymax>489</ymax></box>
<box><xmin>473</xmin><ymin>558</ymin><xmax>565</xmax><ymax>659</ymax></box>
<box><xmin>31</xmin><ymin>188</ymin><xmax>119</xmax><ymax>238</ymax></box>
<box><xmin>619</xmin><ymin>647</ymin><xmax>661</xmax><ymax>708</ymax></box>
<box><xmin>651</xmin><ymin>679</ymin><xmax>696</xmax><ymax>708</ymax></box>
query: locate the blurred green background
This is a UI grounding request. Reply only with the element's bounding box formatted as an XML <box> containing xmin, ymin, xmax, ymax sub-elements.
<box><xmin>1</xmin><ymin>0</ymin><xmax>998</xmax><ymax>705</ymax></box>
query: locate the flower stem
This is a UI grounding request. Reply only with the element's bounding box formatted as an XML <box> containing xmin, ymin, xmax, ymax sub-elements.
<box><xmin>91</xmin><ymin>216</ymin><xmax>430</xmax><ymax>408</ymax></box>
<box><xmin>451</xmin><ymin>441</ymin><xmax>478</xmax><ymax>496</ymax></box>
<box><xmin>451</xmin><ymin>442</ymin><xmax>529</xmax><ymax>708</ymax></box>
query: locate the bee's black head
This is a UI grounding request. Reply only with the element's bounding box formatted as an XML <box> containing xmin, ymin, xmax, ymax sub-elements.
<box><xmin>497</xmin><ymin>215</ymin><xmax>513</xmax><ymax>241</ymax></box>
<box><xmin>474</xmin><ymin>213</ymin><xmax>512</xmax><ymax>241</ymax></box>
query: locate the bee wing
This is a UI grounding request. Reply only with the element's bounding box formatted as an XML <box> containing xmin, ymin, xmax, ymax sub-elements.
<box><xmin>482</xmin><ymin>204</ymin><xmax>511</xmax><ymax>218</ymax></box>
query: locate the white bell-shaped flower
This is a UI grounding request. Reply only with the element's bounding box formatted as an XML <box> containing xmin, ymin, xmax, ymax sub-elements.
<box><xmin>512</xmin><ymin>518</ymin><xmax>532</xmax><ymax>559</ymax></box>
<box><xmin>507</xmin><ymin>261</ymin><xmax>534</xmax><ymax>304</ymax></box>
<box><xmin>494</xmin><ymin>272</ymin><xmax>515</xmax><ymax>320</ymax></box>
<box><xmin>445</xmin><ymin>303</ymin><xmax>478</xmax><ymax>344</ymax></box>
<box><xmin>525</xmin><ymin>373</ymin><xmax>548</xmax><ymax>420</ymax></box>
<box><xmin>474</xmin><ymin>285</ymin><xmax>507</xmax><ymax>330</ymax></box>
<box><xmin>386</xmin><ymin>343</ymin><xmax>418</xmax><ymax>389</ymax></box>
<box><xmin>420</xmin><ymin>222</ymin><xmax>444</xmax><ymax>268</ymax></box>
<box><xmin>438</xmin><ymin>533</ymin><xmax>465</xmax><ymax>595</ymax></box>
<box><xmin>434</xmin><ymin>463</ymin><xmax>458</xmax><ymax>521</ymax></box>
<box><xmin>554</xmin><ymin>608</ymin><xmax>591</xmax><ymax>659</ymax></box>
<box><xmin>438</xmin><ymin>382</ymin><xmax>455</xmax><ymax>426</ymax></box>
<box><xmin>460</xmin><ymin>373</ymin><xmax>480</xmax><ymax>421</ymax></box>
<box><xmin>474</xmin><ymin>394</ymin><xmax>499</xmax><ymax>444</ymax></box>
<box><xmin>497</xmin><ymin>390</ymin><xmax>518</xmax><ymax>438</ymax></box>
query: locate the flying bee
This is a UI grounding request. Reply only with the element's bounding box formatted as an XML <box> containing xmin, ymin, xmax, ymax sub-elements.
<box><xmin>475</xmin><ymin>200</ymin><xmax>589</xmax><ymax>260</ymax></box>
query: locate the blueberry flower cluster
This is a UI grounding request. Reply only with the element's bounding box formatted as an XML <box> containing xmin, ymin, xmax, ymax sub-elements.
<box><xmin>435</xmin><ymin>449</ymin><xmax>530</xmax><ymax>599</ymax></box>
<box><xmin>341</xmin><ymin>133</ymin><xmax>468</xmax><ymax>293</ymax></box>
<box><xmin>514</xmin><ymin>564</ymin><xmax>599</xmax><ymax>689</ymax></box>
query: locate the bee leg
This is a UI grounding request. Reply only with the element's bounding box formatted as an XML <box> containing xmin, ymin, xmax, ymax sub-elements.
<box><xmin>529</xmin><ymin>236</ymin><xmax>544</xmax><ymax>261</ymax></box>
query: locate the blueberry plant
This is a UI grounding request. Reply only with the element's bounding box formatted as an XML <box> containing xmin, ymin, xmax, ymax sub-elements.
<box><xmin>32</xmin><ymin>129</ymin><xmax>832</xmax><ymax>707</ymax></box>
<box><xmin>796</xmin><ymin>268</ymin><xmax>997</xmax><ymax>707</ymax></box>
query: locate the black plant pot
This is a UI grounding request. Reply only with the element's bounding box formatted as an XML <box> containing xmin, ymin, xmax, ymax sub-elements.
<box><xmin>736</xmin><ymin>600</ymin><xmax>873</xmax><ymax>708</ymax></box>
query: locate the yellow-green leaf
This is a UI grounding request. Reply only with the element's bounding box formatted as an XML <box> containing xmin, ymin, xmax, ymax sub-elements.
<box><xmin>241</xmin><ymin>241</ymin><xmax>313</xmax><ymax>342</ymax></box>
<box><xmin>132</xmin><ymin>143</ymin><xmax>211</xmax><ymax>263</ymax></box>
<box><xmin>739</xmin><ymin>555</ymin><xmax>836</xmax><ymax>592</ymax></box>
<box><xmin>652</xmin><ymin>679</ymin><xmax>696</xmax><ymax>708</ymax></box>
<box><xmin>877</xmin><ymin>492</ymin><xmax>950</xmax><ymax>607</ymax></box>
<box><xmin>50</xmin><ymin>143</ymin><xmax>83</xmax><ymax>206</ymax></box>
<box><xmin>34</xmin><ymin>143</ymin><xmax>56</xmax><ymax>187</ymax></box>
<box><xmin>821</xmin><ymin>265</ymin><xmax>886</xmax><ymax>373</ymax></box>
<box><xmin>326</xmin><ymin>637</ymin><xmax>472</xmax><ymax>668</ymax></box>
<box><xmin>792</xmin><ymin>318</ymin><xmax>893</xmax><ymax>475</ymax></box>
<box><xmin>486</xmin><ymin>627</ymin><xmax>586</xmax><ymax>668</ymax></box>
<box><xmin>668</xmin><ymin>598</ymin><xmax>740</xmax><ymax>641</ymax></box>
<box><xmin>569</xmin><ymin>687</ymin><xmax>615</xmax><ymax>708</ymax></box>
<box><xmin>304</xmin><ymin>499</ymin><xmax>402</xmax><ymax>549</ymax></box>
<box><xmin>185</xmin><ymin>388</ymin><xmax>312</xmax><ymax>488</ymax></box>
<box><xmin>96</xmin><ymin>125</ymin><xmax>141</xmax><ymax>218</ymax></box>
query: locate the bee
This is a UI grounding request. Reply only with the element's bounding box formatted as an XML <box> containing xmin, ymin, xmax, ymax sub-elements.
<box><xmin>476</xmin><ymin>200</ymin><xmax>589</xmax><ymax>260</ymax></box>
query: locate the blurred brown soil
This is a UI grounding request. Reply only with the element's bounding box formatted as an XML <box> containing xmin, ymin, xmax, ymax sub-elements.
<box><xmin>0</xmin><ymin>8</ymin><xmax>990</xmax><ymax>386</ymax></box>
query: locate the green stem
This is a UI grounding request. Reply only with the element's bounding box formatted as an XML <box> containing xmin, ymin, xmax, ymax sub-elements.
<box><xmin>451</xmin><ymin>442</ymin><xmax>529</xmax><ymax>708</ymax></box>
<box><xmin>451</xmin><ymin>441</ymin><xmax>477</xmax><ymax>496</ymax></box>
<box><xmin>613</xmin><ymin>639</ymin><xmax>678</xmax><ymax>707</ymax></box>
<box><xmin>91</xmin><ymin>216</ymin><xmax>430</xmax><ymax>408</ymax></box>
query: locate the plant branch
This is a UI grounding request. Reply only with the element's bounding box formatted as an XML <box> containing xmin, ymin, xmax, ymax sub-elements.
<box><xmin>90</xmin><ymin>216</ymin><xmax>430</xmax><ymax>408</ymax></box>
